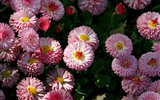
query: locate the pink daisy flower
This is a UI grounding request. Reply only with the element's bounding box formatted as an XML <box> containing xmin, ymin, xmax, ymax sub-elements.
<box><xmin>63</xmin><ymin>42</ymin><xmax>94</xmax><ymax>71</ymax></box>
<box><xmin>0</xmin><ymin>90</ymin><xmax>5</xmax><ymax>100</ymax></box>
<box><xmin>17</xmin><ymin>52</ymin><xmax>44</xmax><ymax>76</ymax></box>
<box><xmin>138</xmin><ymin>52</ymin><xmax>160</xmax><ymax>77</ymax></box>
<box><xmin>0</xmin><ymin>23</ymin><xmax>15</xmax><ymax>50</ymax></box>
<box><xmin>38</xmin><ymin>16</ymin><xmax>51</xmax><ymax>31</ymax></box>
<box><xmin>123</xmin><ymin>0</ymin><xmax>152</xmax><ymax>10</ymax></box>
<box><xmin>105</xmin><ymin>33</ymin><xmax>133</xmax><ymax>58</ymax></box>
<box><xmin>10</xmin><ymin>0</ymin><xmax>41</xmax><ymax>14</ymax></box>
<box><xmin>35</xmin><ymin>37</ymin><xmax>63</xmax><ymax>65</ymax></box>
<box><xmin>152</xmin><ymin>42</ymin><xmax>160</xmax><ymax>52</ymax></box>
<box><xmin>40</xmin><ymin>0</ymin><xmax>65</xmax><ymax>21</ymax></box>
<box><xmin>9</xmin><ymin>9</ymin><xmax>39</xmax><ymax>32</ymax></box>
<box><xmin>0</xmin><ymin>63</ymin><xmax>19</xmax><ymax>88</ymax></box>
<box><xmin>42</xmin><ymin>89</ymin><xmax>73</xmax><ymax>100</ymax></box>
<box><xmin>1</xmin><ymin>0</ymin><xmax>11</xmax><ymax>6</ymax></box>
<box><xmin>137</xmin><ymin>12</ymin><xmax>160</xmax><ymax>40</ymax></box>
<box><xmin>68</xmin><ymin>26</ymin><xmax>99</xmax><ymax>51</ymax></box>
<box><xmin>46</xmin><ymin>68</ymin><xmax>74</xmax><ymax>92</ymax></box>
<box><xmin>121</xmin><ymin>72</ymin><xmax>152</xmax><ymax>95</ymax></box>
<box><xmin>0</xmin><ymin>38</ymin><xmax>21</xmax><ymax>62</ymax></box>
<box><xmin>147</xmin><ymin>80</ymin><xmax>160</xmax><ymax>93</ymax></box>
<box><xmin>121</xmin><ymin>94</ymin><xmax>137</xmax><ymax>100</ymax></box>
<box><xmin>78</xmin><ymin>0</ymin><xmax>108</xmax><ymax>15</ymax></box>
<box><xmin>16</xmin><ymin>77</ymin><xmax>46</xmax><ymax>100</ymax></box>
<box><xmin>112</xmin><ymin>55</ymin><xmax>138</xmax><ymax>77</ymax></box>
<box><xmin>137</xmin><ymin>91</ymin><xmax>160</xmax><ymax>100</ymax></box>
<box><xmin>18</xmin><ymin>28</ymin><xmax>39</xmax><ymax>52</ymax></box>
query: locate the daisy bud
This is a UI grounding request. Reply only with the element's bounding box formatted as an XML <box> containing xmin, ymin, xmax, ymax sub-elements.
<box><xmin>38</xmin><ymin>16</ymin><xmax>51</xmax><ymax>31</ymax></box>
<box><xmin>55</xmin><ymin>24</ymin><xmax>64</xmax><ymax>33</ymax></box>
<box><xmin>116</xmin><ymin>2</ymin><xmax>126</xmax><ymax>15</ymax></box>
<box><xmin>66</xmin><ymin>6</ymin><xmax>75</xmax><ymax>15</ymax></box>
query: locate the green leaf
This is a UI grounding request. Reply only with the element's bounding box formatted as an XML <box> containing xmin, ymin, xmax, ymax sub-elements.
<box><xmin>152</xmin><ymin>4</ymin><xmax>160</xmax><ymax>12</ymax></box>
<box><xmin>73</xmin><ymin>93</ymin><xmax>85</xmax><ymax>100</ymax></box>
<box><xmin>79</xmin><ymin>11</ymin><xmax>93</xmax><ymax>25</ymax></box>
<box><xmin>95</xmin><ymin>74</ymin><xmax>111</xmax><ymax>88</ymax></box>
<box><xmin>106</xmin><ymin>79</ymin><xmax>117</xmax><ymax>91</ymax></box>
<box><xmin>89</xmin><ymin>58</ymin><xmax>105</xmax><ymax>74</ymax></box>
<box><xmin>75</xmin><ymin>84</ymin><xmax>87</xmax><ymax>96</ymax></box>
<box><xmin>110</xmin><ymin>21</ymin><xmax>127</xmax><ymax>34</ymax></box>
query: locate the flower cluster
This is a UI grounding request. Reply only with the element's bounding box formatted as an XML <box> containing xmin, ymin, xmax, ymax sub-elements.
<box><xmin>1</xmin><ymin>0</ymin><xmax>160</xmax><ymax>99</ymax></box>
<box><xmin>106</xmin><ymin>34</ymin><xmax>160</xmax><ymax>99</ymax></box>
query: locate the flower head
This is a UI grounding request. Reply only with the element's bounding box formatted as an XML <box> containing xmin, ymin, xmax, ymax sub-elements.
<box><xmin>112</xmin><ymin>55</ymin><xmax>137</xmax><ymax>77</ymax></box>
<box><xmin>78</xmin><ymin>0</ymin><xmax>108</xmax><ymax>15</ymax></box>
<box><xmin>147</xmin><ymin>80</ymin><xmax>160</xmax><ymax>93</ymax></box>
<box><xmin>38</xmin><ymin>16</ymin><xmax>51</xmax><ymax>31</ymax></box>
<box><xmin>10</xmin><ymin>0</ymin><xmax>41</xmax><ymax>14</ymax></box>
<box><xmin>105</xmin><ymin>33</ymin><xmax>133</xmax><ymax>58</ymax></box>
<box><xmin>116</xmin><ymin>2</ymin><xmax>126</xmax><ymax>15</ymax></box>
<box><xmin>17</xmin><ymin>52</ymin><xmax>44</xmax><ymax>76</ymax></box>
<box><xmin>42</xmin><ymin>89</ymin><xmax>73</xmax><ymax>100</ymax></box>
<box><xmin>35</xmin><ymin>37</ymin><xmax>63</xmax><ymax>65</ymax></box>
<box><xmin>0</xmin><ymin>23</ymin><xmax>15</xmax><ymax>50</ymax></box>
<box><xmin>1</xmin><ymin>0</ymin><xmax>11</xmax><ymax>6</ymax></box>
<box><xmin>46</xmin><ymin>68</ymin><xmax>74</xmax><ymax>92</ymax></box>
<box><xmin>137</xmin><ymin>12</ymin><xmax>160</xmax><ymax>40</ymax></box>
<box><xmin>18</xmin><ymin>28</ymin><xmax>39</xmax><ymax>52</ymax></box>
<box><xmin>138</xmin><ymin>52</ymin><xmax>160</xmax><ymax>77</ymax></box>
<box><xmin>137</xmin><ymin>91</ymin><xmax>160</xmax><ymax>100</ymax></box>
<box><xmin>121</xmin><ymin>72</ymin><xmax>151</xmax><ymax>95</ymax></box>
<box><xmin>16</xmin><ymin>77</ymin><xmax>46</xmax><ymax>100</ymax></box>
<box><xmin>63</xmin><ymin>42</ymin><xmax>94</xmax><ymax>71</ymax></box>
<box><xmin>0</xmin><ymin>63</ymin><xmax>20</xmax><ymax>88</ymax></box>
<box><xmin>0</xmin><ymin>38</ymin><xmax>21</xmax><ymax>62</ymax></box>
<box><xmin>9</xmin><ymin>9</ymin><xmax>39</xmax><ymax>32</ymax></box>
<box><xmin>68</xmin><ymin>26</ymin><xmax>99</xmax><ymax>51</ymax></box>
<box><xmin>40</xmin><ymin>0</ymin><xmax>65</xmax><ymax>21</ymax></box>
<box><xmin>121</xmin><ymin>94</ymin><xmax>137</xmax><ymax>100</ymax></box>
<box><xmin>123</xmin><ymin>0</ymin><xmax>152</xmax><ymax>10</ymax></box>
<box><xmin>0</xmin><ymin>90</ymin><xmax>5</xmax><ymax>100</ymax></box>
<box><xmin>152</xmin><ymin>42</ymin><xmax>160</xmax><ymax>52</ymax></box>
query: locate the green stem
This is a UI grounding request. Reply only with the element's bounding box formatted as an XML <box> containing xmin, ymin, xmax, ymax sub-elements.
<box><xmin>73</xmin><ymin>9</ymin><xmax>78</xmax><ymax>27</ymax></box>
<box><xmin>0</xmin><ymin>6</ymin><xmax>7</xmax><ymax>12</ymax></box>
<box><xmin>107</xmin><ymin>12</ymin><xmax>116</xmax><ymax>33</ymax></box>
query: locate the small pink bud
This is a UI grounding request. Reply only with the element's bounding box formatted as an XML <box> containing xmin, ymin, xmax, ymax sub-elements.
<box><xmin>55</xmin><ymin>24</ymin><xmax>64</xmax><ymax>33</ymax></box>
<box><xmin>66</xmin><ymin>6</ymin><xmax>75</xmax><ymax>15</ymax></box>
<box><xmin>38</xmin><ymin>16</ymin><xmax>51</xmax><ymax>31</ymax></box>
<box><xmin>116</xmin><ymin>2</ymin><xmax>126</xmax><ymax>15</ymax></box>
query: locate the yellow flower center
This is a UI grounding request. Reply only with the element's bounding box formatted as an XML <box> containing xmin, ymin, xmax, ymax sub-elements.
<box><xmin>27</xmin><ymin>86</ymin><xmax>37</xmax><ymax>96</ymax></box>
<box><xmin>147</xmin><ymin>58</ymin><xmax>157</xmax><ymax>66</ymax></box>
<box><xmin>74</xmin><ymin>51</ymin><xmax>83</xmax><ymax>60</ymax></box>
<box><xmin>56</xmin><ymin>76</ymin><xmax>64</xmax><ymax>83</ymax></box>
<box><xmin>1</xmin><ymin>70</ymin><xmax>11</xmax><ymax>79</ymax></box>
<box><xmin>27</xmin><ymin>58</ymin><xmax>36</xmax><ymax>64</ymax></box>
<box><xmin>41</xmin><ymin>45</ymin><xmax>53</xmax><ymax>53</ymax></box>
<box><xmin>116</xmin><ymin>41</ymin><xmax>123</xmax><ymax>49</ymax></box>
<box><xmin>148</xmin><ymin>18</ymin><xmax>158</xmax><ymax>27</ymax></box>
<box><xmin>79</xmin><ymin>33</ymin><xmax>89</xmax><ymax>41</ymax></box>
<box><xmin>19</xmin><ymin>16</ymin><xmax>30</xmax><ymax>22</ymax></box>
<box><xmin>133</xmin><ymin>76</ymin><xmax>141</xmax><ymax>82</ymax></box>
